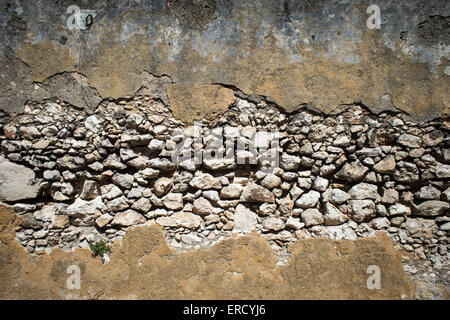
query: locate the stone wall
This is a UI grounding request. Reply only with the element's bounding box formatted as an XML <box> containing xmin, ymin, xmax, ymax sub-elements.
<box><xmin>0</xmin><ymin>0</ymin><xmax>449</xmax><ymax>299</ymax></box>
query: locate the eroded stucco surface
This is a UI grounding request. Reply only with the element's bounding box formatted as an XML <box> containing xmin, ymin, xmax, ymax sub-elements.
<box><xmin>0</xmin><ymin>0</ymin><xmax>449</xmax><ymax>120</ymax></box>
<box><xmin>0</xmin><ymin>0</ymin><xmax>449</xmax><ymax>300</ymax></box>
<box><xmin>0</xmin><ymin>205</ymin><xmax>416</xmax><ymax>299</ymax></box>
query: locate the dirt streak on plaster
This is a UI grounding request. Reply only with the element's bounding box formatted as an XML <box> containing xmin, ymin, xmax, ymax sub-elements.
<box><xmin>0</xmin><ymin>205</ymin><xmax>416</xmax><ymax>299</ymax></box>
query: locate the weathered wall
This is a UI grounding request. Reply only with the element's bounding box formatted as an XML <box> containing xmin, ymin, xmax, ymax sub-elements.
<box><xmin>0</xmin><ymin>205</ymin><xmax>416</xmax><ymax>299</ymax></box>
<box><xmin>0</xmin><ymin>0</ymin><xmax>449</xmax><ymax>300</ymax></box>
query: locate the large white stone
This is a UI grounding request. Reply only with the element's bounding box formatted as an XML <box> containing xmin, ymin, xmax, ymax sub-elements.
<box><xmin>67</xmin><ymin>196</ymin><xmax>105</xmax><ymax>216</ymax></box>
<box><xmin>220</xmin><ymin>184</ymin><xmax>243</xmax><ymax>199</ymax></box>
<box><xmin>0</xmin><ymin>159</ymin><xmax>41</xmax><ymax>201</ymax></box>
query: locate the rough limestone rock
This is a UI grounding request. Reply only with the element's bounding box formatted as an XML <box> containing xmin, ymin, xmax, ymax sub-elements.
<box><xmin>33</xmin><ymin>205</ymin><xmax>56</xmax><ymax>223</ymax></box>
<box><xmin>323</xmin><ymin>203</ymin><xmax>349</xmax><ymax>226</ymax></box>
<box><xmin>20</xmin><ymin>213</ymin><xmax>43</xmax><ymax>230</ymax></box>
<box><xmin>262</xmin><ymin>217</ymin><xmax>285</xmax><ymax>231</ymax></box>
<box><xmin>422</xmin><ymin>130</ymin><xmax>444</xmax><ymax>147</ymax></box>
<box><xmin>318</xmin><ymin>224</ymin><xmax>357</xmax><ymax>241</ymax></box>
<box><xmin>296</xmin><ymin>190</ymin><xmax>321</xmax><ymax>209</ymax></box>
<box><xmin>323</xmin><ymin>189</ymin><xmax>351</xmax><ymax>204</ymax></box>
<box><xmin>279</xmin><ymin>198</ymin><xmax>295</xmax><ymax>215</ymax></box>
<box><xmin>156</xmin><ymin>211</ymin><xmax>203</xmax><ymax>229</ymax></box>
<box><xmin>259</xmin><ymin>203</ymin><xmax>277</xmax><ymax>216</ymax></box>
<box><xmin>66</xmin><ymin>196</ymin><xmax>106</xmax><ymax>226</ymax></box>
<box><xmin>112</xmin><ymin>173</ymin><xmax>134</xmax><ymax>190</ymax></box>
<box><xmin>312</xmin><ymin>177</ymin><xmax>329</xmax><ymax>192</ymax></box>
<box><xmin>203</xmin><ymin>157</ymin><xmax>236</xmax><ymax>171</ymax></box>
<box><xmin>56</xmin><ymin>156</ymin><xmax>85</xmax><ymax>170</ymax></box>
<box><xmin>286</xmin><ymin>217</ymin><xmax>304</xmax><ymax>230</ymax></box>
<box><xmin>443</xmin><ymin>187</ymin><xmax>450</xmax><ymax>202</ymax></box>
<box><xmin>106</xmin><ymin>196</ymin><xmax>130</xmax><ymax>212</ymax></box>
<box><xmin>103</xmin><ymin>154</ymin><xmax>127</xmax><ymax>170</ymax></box>
<box><xmin>100</xmin><ymin>184</ymin><xmax>123</xmax><ymax>200</ymax></box>
<box><xmin>95</xmin><ymin>214</ymin><xmax>113</xmax><ymax>228</ymax></box>
<box><xmin>350</xmin><ymin>200</ymin><xmax>376</xmax><ymax>222</ymax></box>
<box><xmin>80</xmin><ymin>180</ymin><xmax>100</xmax><ymax>200</ymax></box>
<box><xmin>220</xmin><ymin>184</ymin><xmax>243</xmax><ymax>199</ymax></box>
<box><xmin>163</xmin><ymin>193</ymin><xmax>184</xmax><ymax>211</ymax></box>
<box><xmin>148</xmin><ymin>158</ymin><xmax>176</xmax><ymax>171</ymax></box>
<box><xmin>414</xmin><ymin>201</ymin><xmax>449</xmax><ymax>217</ymax></box>
<box><xmin>397</xmin><ymin>134</ymin><xmax>422</xmax><ymax>148</ymax></box>
<box><xmin>112</xmin><ymin>209</ymin><xmax>146</xmax><ymax>227</ymax></box>
<box><xmin>404</xmin><ymin>218</ymin><xmax>438</xmax><ymax>239</ymax></box>
<box><xmin>388</xmin><ymin>203</ymin><xmax>412</xmax><ymax>217</ymax></box>
<box><xmin>348</xmin><ymin>183</ymin><xmax>380</xmax><ymax>201</ymax></box>
<box><xmin>189</xmin><ymin>173</ymin><xmax>221</xmax><ymax>190</ymax></box>
<box><xmin>192</xmin><ymin>197</ymin><xmax>214</xmax><ymax>216</ymax></box>
<box><xmin>260</xmin><ymin>174</ymin><xmax>282</xmax><ymax>189</ymax></box>
<box><xmin>233</xmin><ymin>204</ymin><xmax>258</xmax><ymax>233</ymax></box>
<box><xmin>301</xmin><ymin>208</ymin><xmax>324</xmax><ymax>227</ymax></box>
<box><xmin>382</xmin><ymin>188</ymin><xmax>399</xmax><ymax>204</ymax></box>
<box><xmin>334</xmin><ymin>161</ymin><xmax>369</xmax><ymax>182</ymax></box>
<box><xmin>85</xmin><ymin>115</ymin><xmax>104</xmax><ymax>133</ymax></box>
<box><xmin>132</xmin><ymin>198</ymin><xmax>152</xmax><ymax>213</ymax></box>
<box><xmin>0</xmin><ymin>159</ymin><xmax>41</xmax><ymax>201</ymax></box>
<box><xmin>280</xmin><ymin>154</ymin><xmax>301</xmax><ymax>171</ymax></box>
<box><xmin>415</xmin><ymin>185</ymin><xmax>441</xmax><ymax>200</ymax></box>
<box><xmin>53</xmin><ymin>215</ymin><xmax>70</xmax><ymax>229</ymax></box>
<box><xmin>371</xmin><ymin>217</ymin><xmax>390</xmax><ymax>230</ymax></box>
<box><xmin>435</xmin><ymin>164</ymin><xmax>450</xmax><ymax>179</ymax></box>
<box><xmin>154</xmin><ymin>177</ymin><xmax>173</xmax><ymax>196</ymax></box>
<box><xmin>373</xmin><ymin>156</ymin><xmax>396</xmax><ymax>174</ymax></box>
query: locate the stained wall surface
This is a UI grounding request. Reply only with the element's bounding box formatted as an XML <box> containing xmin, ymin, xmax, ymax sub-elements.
<box><xmin>0</xmin><ymin>0</ymin><xmax>449</xmax><ymax>300</ymax></box>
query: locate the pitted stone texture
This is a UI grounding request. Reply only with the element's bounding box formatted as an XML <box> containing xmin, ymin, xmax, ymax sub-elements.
<box><xmin>233</xmin><ymin>204</ymin><xmax>258</xmax><ymax>233</ymax></box>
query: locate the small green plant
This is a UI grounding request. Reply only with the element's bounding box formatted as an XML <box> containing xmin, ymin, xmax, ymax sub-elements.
<box><xmin>88</xmin><ymin>239</ymin><xmax>109</xmax><ymax>257</ymax></box>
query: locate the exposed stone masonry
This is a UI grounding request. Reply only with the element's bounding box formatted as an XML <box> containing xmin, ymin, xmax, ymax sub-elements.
<box><xmin>0</xmin><ymin>91</ymin><xmax>448</xmax><ymax>276</ymax></box>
